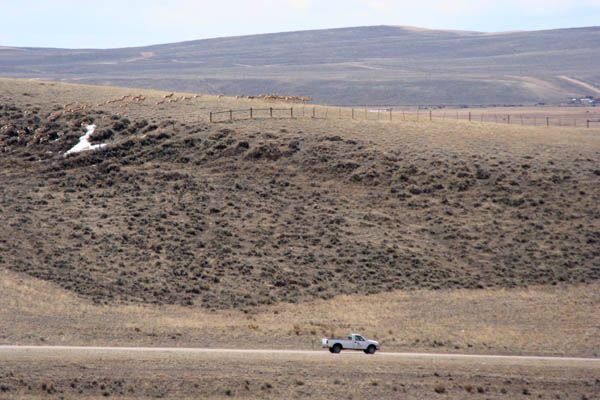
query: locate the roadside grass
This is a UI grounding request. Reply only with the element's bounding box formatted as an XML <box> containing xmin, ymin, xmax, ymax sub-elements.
<box><xmin>1</xmin><ymin>268</ymin><xmax>598</xmax><ymax>357</ymax></box>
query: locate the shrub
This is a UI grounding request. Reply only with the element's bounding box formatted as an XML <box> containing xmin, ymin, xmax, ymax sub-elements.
<box><xmin>91</xmin><ymin>129</ymin><xmax>114</xmax><ymax>142</ymax></box>
<box><xmin>434</xmin><ymin>385</ymin><xmax>446</xmax><ymax>394</ymax></box>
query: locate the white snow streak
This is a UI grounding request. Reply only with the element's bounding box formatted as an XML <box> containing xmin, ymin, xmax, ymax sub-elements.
<box><xmin>64</xmin><ymin>125</ymin><xmax>106</xmax><ymax>157</ymax></box>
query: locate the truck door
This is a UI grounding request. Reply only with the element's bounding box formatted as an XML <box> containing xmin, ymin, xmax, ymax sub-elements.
<box><xmin>354</xmin><ymin>335</ymin><xmax>367</xmax><ymax>350</ymax></box>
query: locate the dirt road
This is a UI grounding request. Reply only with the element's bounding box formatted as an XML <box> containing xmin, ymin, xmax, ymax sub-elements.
<box><xmin>559</xmin><ymin>75</ymin><xmax>600</xmax><ymax>95</ymax></box>
<box><xmin>1</xmin><ymin>345</ymin><xmax>599</xmax><ymax>365</ymax></box>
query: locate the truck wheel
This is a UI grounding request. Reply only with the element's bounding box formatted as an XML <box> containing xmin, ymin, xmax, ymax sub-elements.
<box><xmin>332</xmin><ymin>344</ymin><xmax>342</xmax><ymax>354</ymax></box>
<box><xmin>365</xmin><ymin>345</ymin><xmax>376</xmax><ymax>355</ymax></box>
<box><xmin>328</xmin><ymin>347</ymin><xmax>335</xmax><ymax>353</ymax></box>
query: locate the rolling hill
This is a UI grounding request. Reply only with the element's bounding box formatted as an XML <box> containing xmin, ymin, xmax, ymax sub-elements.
<box><xmin>1</xmin><ymin>25</ymin><xmax>600</xmax><ymax>105</ymax></box>
<box><xmin>1</xmin><ymin>79</ymin><xmax>598</xmax><ymax>309</ymax></box>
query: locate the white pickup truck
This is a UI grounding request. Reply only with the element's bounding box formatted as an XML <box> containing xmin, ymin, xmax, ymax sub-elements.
<box><xmin>321</xmin><ymin>333</ymin><xmax>381</xmax><ymax>354</ymax></box>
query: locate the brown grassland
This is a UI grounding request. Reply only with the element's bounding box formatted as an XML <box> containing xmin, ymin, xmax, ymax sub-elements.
<box><xmin>0</xmin><ymin>78</ymin><xmax>599</xmax><ymax>399</ymax></box>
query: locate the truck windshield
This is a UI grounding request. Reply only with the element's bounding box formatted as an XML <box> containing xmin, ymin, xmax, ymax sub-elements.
<box><xmin>355</xmin><ymin>336</ymin><xmax>365</xmax><ymax>341</ymax></box>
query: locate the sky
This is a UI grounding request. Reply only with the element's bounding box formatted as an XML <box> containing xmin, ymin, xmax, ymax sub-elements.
<box><xmin>1</xmin><ymin>0</ymin><xmax>599</xmax><ymax>48</ymax></box>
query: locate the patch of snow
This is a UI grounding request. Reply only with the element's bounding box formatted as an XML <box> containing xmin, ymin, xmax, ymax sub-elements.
<box><xmin>64</xmin><ymin>125</ymin><xmax>106</xmax><ymax>157</ymax></box>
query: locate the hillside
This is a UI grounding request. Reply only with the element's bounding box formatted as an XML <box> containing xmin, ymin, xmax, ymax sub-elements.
<box><xmin>1</xmin><ymin>26</ymin><xmax>600</xmax><ymax>105</ymax></box>
<box><xmin>1</xmin><ymin>79</ymin><xmax>598</xmax><ymax>309</ymax></box>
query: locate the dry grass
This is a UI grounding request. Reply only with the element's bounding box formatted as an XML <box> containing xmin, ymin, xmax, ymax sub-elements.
<box><xmin>3</xmin><ymin>77</ymin><xmax>600</xmax><ymax>131</ymax></box>
<box><xmin>1</xmin><ymin>77</ymin><xmax>599</xmax><ymax>399</ymax></box>
<box><xmin>1</xmin><ymin>347</ymin><xmax>598</xmax><ymax>399</ymax></box>
<box><xmin>2</xmin><ymin>269</ymin><xmax>599</xmax><ymax>357</ymax></box>
<box><xmin>1</xmin><ymin>77</ymin><xmax>599</xmax><ymax>355</ymax></box>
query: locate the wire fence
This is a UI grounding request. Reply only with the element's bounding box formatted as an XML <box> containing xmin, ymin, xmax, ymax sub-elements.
<box><xmin>209</xmin><ymin>106</ymin><xmax>600</xmax><ymax>129</ymax></box>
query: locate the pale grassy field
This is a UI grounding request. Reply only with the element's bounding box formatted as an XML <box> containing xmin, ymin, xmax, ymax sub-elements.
<box><xmin>2</xmin><ymin>268</ymin><xmax>599</xmax><ymax>357</ymax></box>
<box><xmin>3</xmin><ymin>77</ymin><xmax>600</xmax><ymax>130</ymax></box>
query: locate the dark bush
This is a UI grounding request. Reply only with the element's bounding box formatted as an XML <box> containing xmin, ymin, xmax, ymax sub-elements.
<box><xmin>112</xmin><ymin>120</ymin><xmax>128</xmax><ymax>132</ymax></box>
<box><xmin>91</xmin><ymin>129</ymin><xmax>114</xmax><ymax>142</ymax></box>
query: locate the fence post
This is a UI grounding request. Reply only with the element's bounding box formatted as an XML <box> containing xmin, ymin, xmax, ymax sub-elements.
<box><xmin>546</xmin><ymin>117</ymin><xmax>549</xmax><ymax>127</ymax></box>
<box><xmin>210</xmin><ymin>112</ymin><xmax>213</xmax><ymax>123</ymax></box>
<box><xmin>588</xmin><ymin>120</ymin><xmax>590</xmax><ymax>128</ymax></box>
<box><xmin>270</xmin><ymin>107</ymin><xmax>273</xmax><ymax>118</ymax></box>
<box><xmin>507</xmin><ymin>115</ymin><xmax>510</xmax><ymax>124</ymax></box>
<box><xmin>312</xmin><ymin>107</ymin><xmax>315</xmax><ymax>118</ymax></box>
<box><xmin>291</xmin><ymin>107</ymin><xmax>294</xmax><ymax>118</ymax></box>
<box><xmin>469</xmin><ymin>112</ymin><xmax>471</xmax><ymax>122</ymax></box>
<box><xmin>229</xmin><ymin>110</ymin><xmax>233</xmax><ymax>121</ymax></box>
<box><xmin>429</xmin><ymin>110</ymin><xmax>432</xmax><ymax>122</ymax></box>
<box><xmin>250</xmin><ymin>108</ymin><xmax>253</xmax><ymax>119</ymax></box>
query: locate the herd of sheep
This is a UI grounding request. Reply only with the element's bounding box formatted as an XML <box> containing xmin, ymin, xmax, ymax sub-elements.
<box><xmin>50</xmin><ymin>91</ymin><xmax>312</xmax><ymax>118</ymax></box>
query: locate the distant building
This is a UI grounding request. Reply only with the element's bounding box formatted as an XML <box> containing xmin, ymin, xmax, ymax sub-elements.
<box><xmin>567</xmin><ymin>96</ymin><xmax>598</xmax><ymax>106</ymax></box>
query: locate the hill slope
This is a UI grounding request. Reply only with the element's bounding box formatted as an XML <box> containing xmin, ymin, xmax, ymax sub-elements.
<box><xmin>0</xmin><ymin>79</ymin><xmax>598</xmax><ymax>309</ymax></box>
<box><xmin>1</xmin><ymin>26</ymin><xmax>600</xmax><ymax>105</ymax></box>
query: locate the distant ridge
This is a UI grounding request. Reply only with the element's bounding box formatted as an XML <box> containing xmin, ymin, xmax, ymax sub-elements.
<box><xmin>1</xmin><ymin>25</ymin><xmax>599</xmax><ymax>105</ymax></box>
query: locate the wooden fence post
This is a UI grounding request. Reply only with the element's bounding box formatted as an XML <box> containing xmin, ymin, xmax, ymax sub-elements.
<box><xmin>469</xmin><ymin>112</ymin><xmax>471</xmax><ymax>122</ymax></box>
<box><xmin>312</xmin><ymin>107</ymin><xmax>315</xmax><ymax>118</ymax></box>
<box><xmin>210</xmin><ymin>112</ymin><xmax>213</xmax><ymax>123</ymax></box>
<box><xmin>229</xmin><ymin>110</ymin><xmax>233</xmax><ymax>121</ymax></box>
<box><xmin>507</xmin><ymin>115</ymin><xmax>510</xmax><ymax>124</ymax></box>
<box><xmin>429</xmin><ymin>110</ymin><xmax>432</xmax><ymax>122</ymax></box>
<box><xmin>270</xmin><ymin>107</ymin><xmax>273</xmax><ymax>118</ymax></box>
<box><xmin>546</xmin><ymin>117</ymin><xmax>550</xmax><ymax>127</ymax></box>
<box><xmin>250</xmin><ymin>108</ymin><xmax>253</xmax><ymax>119</ymax></box>
<box><xmin>291</xmin><ymin>107</ymin><xmax>294</xmax><ymax>118</ymax></box>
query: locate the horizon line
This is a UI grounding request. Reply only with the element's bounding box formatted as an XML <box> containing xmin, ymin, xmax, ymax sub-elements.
<box><xmin>1</xmin><ymin>24</ymin><xmax>598</xmax><ymax>51</ymax></box>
